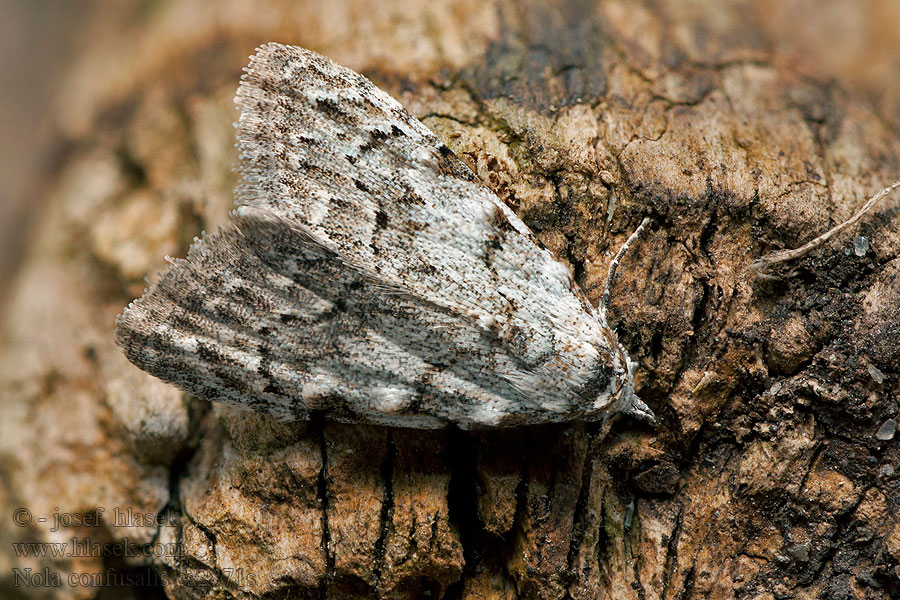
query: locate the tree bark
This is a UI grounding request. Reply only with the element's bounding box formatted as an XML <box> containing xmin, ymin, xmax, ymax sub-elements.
<box><xmin>2</xmin><ymin>1</ymin><xmax>900</xmax><ymax>599</ymax></box>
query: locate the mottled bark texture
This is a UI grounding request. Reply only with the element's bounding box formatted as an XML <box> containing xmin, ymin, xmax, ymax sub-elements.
<box><xmin>2</xmin><ymin>1</ymin><xmax>900</xmax><ymax>599</ymax></box>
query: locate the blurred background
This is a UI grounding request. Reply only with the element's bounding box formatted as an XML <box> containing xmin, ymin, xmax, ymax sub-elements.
<box><xmin>0</xmin><ymin>0</ymin><xmax>97</xmax><ymax>303</ymax></box>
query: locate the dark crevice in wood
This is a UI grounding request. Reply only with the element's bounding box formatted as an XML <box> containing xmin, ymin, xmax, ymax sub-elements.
<box><xmin>372</xmin><ymin>432</ymin><xmax>396</xmax><ymax>593</ymax></box>
<box><xmin>318</xmin><ymin>426</ymin><xmax>334</xmax><ymax>598</ymax></box>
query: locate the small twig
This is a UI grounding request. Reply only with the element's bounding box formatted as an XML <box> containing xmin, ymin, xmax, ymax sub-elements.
<box><xmin>749</xmin><ymin>178</ymin><xmax>900</xmax><ymax>277</ymax></box>
<box><xmin>601</xmin><ymin>217</ymin><xmax>652</xmax><ymax>319</ymax></box>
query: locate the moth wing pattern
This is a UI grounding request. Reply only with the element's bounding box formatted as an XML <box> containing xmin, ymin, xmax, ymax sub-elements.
<box><xmin>116</xmin><ymin>42</ymin><xmax>636</xmax><ymax>428</ymax></box>
<box><xmin>118</xmin><ymin>209</ymin><xmax>567</xmax><ymax>427</ymax></box>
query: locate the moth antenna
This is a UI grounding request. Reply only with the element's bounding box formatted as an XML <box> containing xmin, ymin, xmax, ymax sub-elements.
<box><xmin>749</xmin><ymin>177</ymin><xmax>900</xmax><ymax>277</ymax></box>
<box><xmin>600</xmin><ymin>217</ymin><xmax>652</xmax><ymax>321</ymax></box>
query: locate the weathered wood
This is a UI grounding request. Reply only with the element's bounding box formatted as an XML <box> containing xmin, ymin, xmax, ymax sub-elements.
<box><xmin>2</xmin><ymin>1</ymin><xmax>900</xmax><ymax>599</ymax></box>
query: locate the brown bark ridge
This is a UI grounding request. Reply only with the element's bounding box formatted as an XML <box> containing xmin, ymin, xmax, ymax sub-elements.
<box><xmin>2</xmin><ymin>1</ymin><xmax>900</xmax><ymax>599</ymax></box>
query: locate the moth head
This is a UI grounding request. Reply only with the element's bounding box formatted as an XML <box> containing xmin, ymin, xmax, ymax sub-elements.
<box><xmin>617</xmin><ymin>355</ymin><xmax>655</xmax><ymax>424</ymax></box>
<box><xmin>597</xmin><ymin>328</ymin><xmax>654</xmax><ymax>426</ymax></box>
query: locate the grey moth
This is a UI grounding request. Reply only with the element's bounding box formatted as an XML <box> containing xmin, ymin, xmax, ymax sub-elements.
<box><xmin>115</xmin><ymin>42</ymin><xmax>654</xmax><ymax>429</ymax></box>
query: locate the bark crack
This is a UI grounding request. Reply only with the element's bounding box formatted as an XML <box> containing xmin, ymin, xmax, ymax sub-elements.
<box><xmin>565</xmin><ymin>432</ymin><xmax>596</xmax><ymax>581</ymax></box>
<box><xmin>372</xmin><ymin>432</ymin><xmax>397</xmax><ymax>593</ymax></box>
<box><xmin>318</xmin><ymin>426</ymin><xmax>334</xmax><ymax>598</ymax></box>
<box><xmin>661</xmin><ymin>501</ymin><xmax>685</xmax><ymax>598</ymax></box>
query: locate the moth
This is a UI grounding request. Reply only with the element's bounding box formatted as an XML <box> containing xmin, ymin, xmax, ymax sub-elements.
<box><xmin>116</xmin><ymin>42</ymin><xmax>654</xmax><ymax>429</ymax></box>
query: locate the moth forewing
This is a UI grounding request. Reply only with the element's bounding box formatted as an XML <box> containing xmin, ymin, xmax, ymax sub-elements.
<box><xmin>116</xmin><ymin>42</ymin><xmax>651</xmax><ymax>429</ymax></box>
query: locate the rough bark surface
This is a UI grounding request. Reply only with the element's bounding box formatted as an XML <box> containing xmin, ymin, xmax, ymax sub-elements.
<box><xmin>2</xmin><ymin>1</ymin><xmax>900</xmax><ymax>599</ymax></box>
